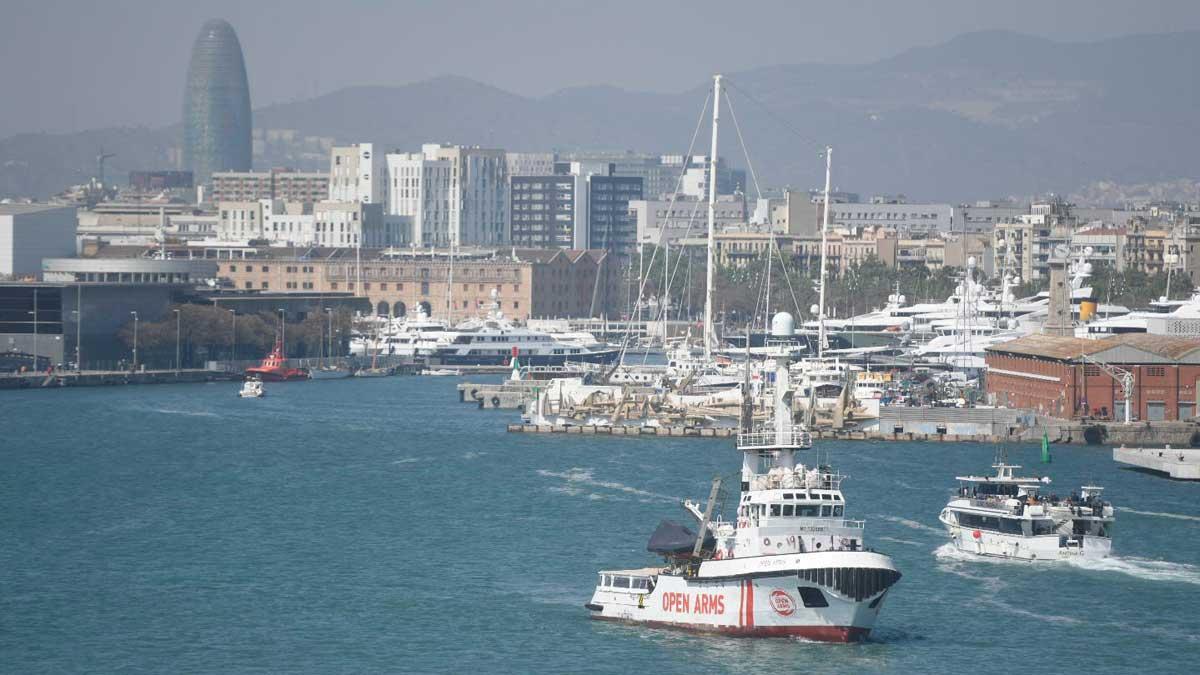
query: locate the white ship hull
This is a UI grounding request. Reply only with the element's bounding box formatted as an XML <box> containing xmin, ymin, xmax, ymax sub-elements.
<box><xmin>589</xmin><ymin>551</ymin><xmax>898</xmax><ymax>642</ymax></box>
<box><xmin>939</xmin><ymin>511</ymin><xmax>1112</xmax><ymax>561</ymax></box>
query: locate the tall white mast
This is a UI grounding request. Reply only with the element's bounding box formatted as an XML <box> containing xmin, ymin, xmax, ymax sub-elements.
<box><xmin>817</xmin><ymin>146</ymin><xmax>832</xmax><ymax>360</ymax></box>
<box><xmin>704</xmin><ymin>74</ymin><xmax>722</xmax><ymax>360</ymax></box>
<box><xmin>447</xmin><ymin>235</ymin><xmax>455</xmax><ymax>323</ymax></box>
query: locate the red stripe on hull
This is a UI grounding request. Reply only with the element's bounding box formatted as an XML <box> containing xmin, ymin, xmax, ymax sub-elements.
<box><xmin>745</xmin><ymin>579</ymin><xmax>754</xmax><ymax>629</ymax></box>
<box><xmin>591</xmin><ymin>616</ymin><xmax>869</xmax><ymax>643</ymax></box>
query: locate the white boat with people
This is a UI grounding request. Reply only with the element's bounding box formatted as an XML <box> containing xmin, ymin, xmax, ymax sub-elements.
<box><xmin>938</xmin><ymin>460</ymin><xmax>1115</xmax><ymax>561</ymax></box>
<box><xmin>239</xmin><ymin>377</ymin><xmax>265</xmax><ymax>398</ymax></box>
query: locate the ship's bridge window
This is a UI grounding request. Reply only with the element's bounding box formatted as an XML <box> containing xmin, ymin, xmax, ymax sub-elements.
<box><xmin>820</xmin><ymin>493</ymin><xmax>832</xmax><ymax>500</ymax></box>
<box><xmin>797</xmin><ymin>505</ymin><xmax>820</xmax><ymax>517</ymax></box>
<box><xmin>820</xmin><ymin>505</ymin><xmax>832</xmax><ymax>517</ymax></box>
<box><xmin>782</xmin><ymin>505</ymin><xmax>794</xmax><ymax>516</ymax></box>
<box><xmin>832</xmin><ymin>505</ymin><xmax>844</xmax><ymax>517</ymax></box>
<box><xmin>770</xmin><ymin>504</ymin><xmax>782</xmax><ymax>517</ymax></box>
<box><xmin>614</xmin><ymin>576</ymin><xmax>632</xmax><ymax>588</ymax></box>
<box><xmin>1032</xmin><ymin>519</ymin><xmax>1056</xmax><ymax>536</ymax></box>
<box><xmin>783</xmin><ymin>493</ymin><xmax>794</xmax><ymax>499</ymax></box>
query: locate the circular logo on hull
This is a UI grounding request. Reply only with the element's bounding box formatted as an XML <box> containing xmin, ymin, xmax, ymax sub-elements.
<box><xmin>769</xmin><ymin>590</ymin><xmax>796</xmax><ymax>616</ymax></box>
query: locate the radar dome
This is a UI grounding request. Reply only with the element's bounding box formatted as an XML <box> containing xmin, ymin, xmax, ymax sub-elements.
<box><xmin>771</xmin><ymin>312</ymin><xmax>795</xmax><ymax>337</ymax></box>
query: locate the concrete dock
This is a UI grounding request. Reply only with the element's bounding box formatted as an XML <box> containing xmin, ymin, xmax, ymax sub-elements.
<box><xmin>1113</xmin><ymin>445</ymin><xmax>1200</xmax><ymax>479</ymax></box>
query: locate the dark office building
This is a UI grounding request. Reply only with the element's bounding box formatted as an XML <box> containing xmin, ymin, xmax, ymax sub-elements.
<box><xmin>511</xmin><ymin>175</ymin><xmax>576</xmax><ymax>248</ymax></box>
<box><xmin>586</xmin><ymin>174</ymin><xmax>642</xmax><ymax>256</ymax></box>
<box><xmin>182</xmin><ymin>19</ymin><xmax>252</xmax><ymax>184</ymax></box>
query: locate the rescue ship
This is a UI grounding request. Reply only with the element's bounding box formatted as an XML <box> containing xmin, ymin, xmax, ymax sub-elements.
<box><xmin>245</xmin><ymin>340</ymin><xmax>309</xmax><ymax>382</ymax></box>
<box><xmin>586</xmin><ymin>347</ymin><xmax>901</xmax><ymax>641</ymax></box>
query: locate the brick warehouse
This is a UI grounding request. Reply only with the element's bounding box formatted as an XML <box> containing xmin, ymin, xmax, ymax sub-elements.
<box><xmin>985</xmin><ymin>333</ymin><xmax>1200</xmax><ymax>421</ymax></box>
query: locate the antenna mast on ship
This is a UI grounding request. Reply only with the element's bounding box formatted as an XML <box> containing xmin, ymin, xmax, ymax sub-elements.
<box><xmin>703</xmin><ymin>74</ymin><xmax>722</xmax><ymax>361</ymax></box>
<box><xmin>817</xmin><ymin>146</ymin><xmax>832</xmax><ymax>360</ymax></box>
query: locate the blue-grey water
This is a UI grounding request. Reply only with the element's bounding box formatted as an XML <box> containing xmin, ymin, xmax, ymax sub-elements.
<box><xmin>3</xmin><ymin>377</ymin><xmax>1198</xmax><ymax>673</ymax></box>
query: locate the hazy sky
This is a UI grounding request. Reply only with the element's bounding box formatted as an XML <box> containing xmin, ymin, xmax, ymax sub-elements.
<box><xmin>2</xmin><ymin>0</ymin><xmax>1199</xmax><ymax>138</ymax></box>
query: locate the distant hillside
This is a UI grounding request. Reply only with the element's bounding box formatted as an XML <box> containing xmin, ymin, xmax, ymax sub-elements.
<box><xmin>4</xmin><ymin>30</ymin><xmax>1199</xmax><ymax>201</ymax></box>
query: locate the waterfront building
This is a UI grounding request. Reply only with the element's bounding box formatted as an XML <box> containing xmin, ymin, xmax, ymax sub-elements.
<box><xmin>829</xmin><ymin>198</ymin><xmax>954</xmax><ymax>235</ymax></box>
<box><xmin>0</xmin><ymin>204</ymin><xmax>79</xmax><ymax>278</ymax></box>
<box><xmin>1123</xmin><ymin>219</ymin><xmax>1175</xmax><ymax>276</ymax></box>
<box><xmin>210</xmin><ymin>169</ymin><xmax>329</xmax><ymax>204</ymax></box>
<box><xmin>182</xmin><ymin>19</ymin><xmax>252</xmax><ymax>183</ymax></box>
<box><xmin>213</xmin><ymin>247</ymin><xmax>617</xmax><ymax>320</ymax></box>
<box><xmin>985</xmin><ymin>333</ymin><xmax>1200</xmax><ymax>421</ymax></box>
<box><xmin>329</xmin><ymin>143</ymin><xmax>385</xmax><ymax>204</ymax></box>
<box><xmin>511</xmin><ymin>162</ymin><xmax>642</xmax><ymax>256</ymax></box>
<box><xmin>385</xmin><ymin>144</ymin><xmax>509</xmax><ymax>247</ymax></box>
<box><xmin>631</xmin><ymin>195</ymin><xmax>746</xmax><ymax>246</ymax></box>
<box><xmin>0</xmin><ymin>281</ymin><xmax>189</xmax><ymax>367</ymax></box>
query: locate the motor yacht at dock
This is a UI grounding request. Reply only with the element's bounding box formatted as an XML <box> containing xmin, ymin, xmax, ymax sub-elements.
<box><xmin>428</xmin><ymin>294</ymin><xmax>619</xmax><ymax>366</ymax></box>
<box><xmin>586</xmin><ymin>337</ymin><xmax>901</xmax><ymax>641</ymax></box>
<box><xmin>939</xmin><ymin>461</ymin><xmax>1115</xmax><ymax>561</ymax></box>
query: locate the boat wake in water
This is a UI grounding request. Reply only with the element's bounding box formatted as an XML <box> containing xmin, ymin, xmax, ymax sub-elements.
<box><xmin>1116</xmin><ymin>507</ymin><xmax>1200</xmax><ymax>523</ymax></box>
<box><xmin>1063</xmin><ymin>555</ymin><xmax>1200</xmax><ymax>586</ymax></box>
<box><xmin>537</xmin><ymin>468</ymin><xmax>677</xmax><ymax>503</ymax></box>
<box><xmin>936</xmin><ymin>542</ymin><xmax>1200</xmax><ymax>585</ymax></box>
<box><xmin>877</xmin><ymin>515</ymin><xmax>943</xmax><ymax>535</ymax></box>
<box><xmin>151</xmin><ymin>408</ymin><xmax>219</xmax><ymax>418</ymax></box>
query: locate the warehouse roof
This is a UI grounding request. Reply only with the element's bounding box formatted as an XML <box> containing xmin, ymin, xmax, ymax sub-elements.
<box><xmin>986</xmin><ymin>333</ymin><xmax>1200</xmax><ymax>362</ymax></box>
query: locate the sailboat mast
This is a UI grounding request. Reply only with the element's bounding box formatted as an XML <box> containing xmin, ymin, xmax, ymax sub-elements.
<box><xmin>817</xmin><ymin>146</ymin><xmax>832</xmax><ymax>360</ymax></box>
<box><xmin>447</xmin><ymin>237</ymin><xmax>455</xmax><ymax>323</ymax></box>
<box><xmin>704</xmin><ymin>74</ymin><xmax>721</xmax><ymax>360</ymax></box>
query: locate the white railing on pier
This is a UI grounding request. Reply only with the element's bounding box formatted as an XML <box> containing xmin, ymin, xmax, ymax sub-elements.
<box><xmin>737</xmin><ymin>425</ymin><xmax>813</xmax><ymax>449</ymax></box>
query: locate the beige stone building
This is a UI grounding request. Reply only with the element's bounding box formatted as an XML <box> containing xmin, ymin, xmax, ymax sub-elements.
<box><xmin>213</xmin><ymin>248</ymin><xmax>616</xmax><ymax>320</ymax></box>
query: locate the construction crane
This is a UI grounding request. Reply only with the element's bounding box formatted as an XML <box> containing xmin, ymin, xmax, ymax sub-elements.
<box><xmin>1080</xmin><ymin>353</ymin><xmax>1134</xmax><ymax>424</ymax></box>
<box><xmin>95</xmin><ymin>148</ymin><xmax>116</xmax><ymax>187</ymax></box>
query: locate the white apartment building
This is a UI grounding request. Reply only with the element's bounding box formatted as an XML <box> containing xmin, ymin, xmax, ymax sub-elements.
<box><xmin>0</xmin><ymin>204</ymin><xmax>78</xmax><ymax>278</ymax></box>
<box><xmin>631</xmin><ymin>195</ymin><xmax>747</xmax><ymax>246</ymax></box>
<box><xmin>505</xmin><ymin>152</ymin><xmax>556</xmax><ymax>177</ymax></box>
<box><xmin>217</xmin><ymin>199</ymin><xmax>392</xmax><ymax>248</ymax></box>
<box><xmin>385</xmin><ymin>144</ymin><xmax>508</xmax><ymax>247</ymax></box>
<box><xmin>830</xmin><ymin>201</ymin><xmax>954</xmax><ymax>234</ymax></box>
<box><xmin>329</xmin><ymin>143</ymin><xmax>385</xmax><ymax>204</ymax></box>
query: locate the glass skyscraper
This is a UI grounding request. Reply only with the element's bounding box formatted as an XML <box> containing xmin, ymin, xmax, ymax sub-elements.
<box><xmin>182</xmin><ymin>19</ymin><xmax>251</xmax><ymax>184</ymax></box>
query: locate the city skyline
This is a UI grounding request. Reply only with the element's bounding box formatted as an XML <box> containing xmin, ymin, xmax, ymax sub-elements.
<box><xmin>1</xmin><ymin>0</ymin><xmax>1199</xmax><ymax>138</ymax></box>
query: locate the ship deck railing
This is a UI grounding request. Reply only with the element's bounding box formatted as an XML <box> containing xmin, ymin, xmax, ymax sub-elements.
<box><xmin>748</xmin><ymin>475</ymin><xmax>843</xmax><ymax>491</ymax></box>
<box><xmin>737</xmin><ymin>425</ymin><xmax>813</xmax><ymax>449</ymax></box>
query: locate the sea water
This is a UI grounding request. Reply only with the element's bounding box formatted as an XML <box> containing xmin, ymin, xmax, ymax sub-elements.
<box><xmin>2</xmin><ymin>377</ymin><xmax>1198</xmax><ymax>673</ymax></box>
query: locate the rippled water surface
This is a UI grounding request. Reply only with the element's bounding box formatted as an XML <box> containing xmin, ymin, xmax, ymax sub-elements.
<box><xmin>2</xmin><ymin>377</ymin><xmax>1198</xmax><ymax>673</ymax></box>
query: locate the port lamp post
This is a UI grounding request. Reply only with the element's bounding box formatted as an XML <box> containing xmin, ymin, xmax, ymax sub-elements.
<box><xmin>228</xmin><ymin>309</ymin><xmax>236</xmax><ymax>363</ymax></box>
<box><xmin>277</xmin><ymin>308</ymin><xmax>286</xmax><ymax>359</ymax></box>
<box><xmin>130</xmin><ymin>311</ymin><xmax>139</xmax><ymax>371</ymax></box>
<box><xmin>174</xmin><ymin>308</ymin><xmax>181</xmax><ymax>376</ymax></box>
<box><xmin>27</xmin><ymin>287</ymin><xmax>38</xmax><ymax>371</ymax></box>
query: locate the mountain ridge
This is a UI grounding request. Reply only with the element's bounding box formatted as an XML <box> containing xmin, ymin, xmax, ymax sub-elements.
<box><xmin>4</xmin><ymin>30</ymin><xmax>1199</xmax><ymax>201</ymax></box>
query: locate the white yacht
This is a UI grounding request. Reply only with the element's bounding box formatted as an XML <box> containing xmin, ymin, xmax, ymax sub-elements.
<box><xmin>430</xmin><ymin>298</ymin><xmax>619</xmax><ymax>367</ymax></box>
<box><xmin>938</xmin><ymin>461</ymin><xmax>1115</xmax><ymax>561</ymax></box>
<box><xmin>350</xmin><ymin>310</ymin><xmax>451</xmax><ymax>357</ymax></box>
<box><xmin>587</xmin><ymin>346</ymin><xmax>900</xmax><ymax>641</ymax></box>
